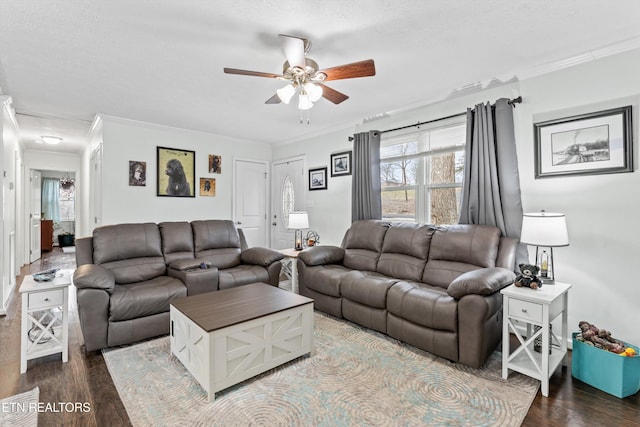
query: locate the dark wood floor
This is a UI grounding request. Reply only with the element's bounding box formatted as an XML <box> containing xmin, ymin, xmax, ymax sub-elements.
<box><xmin>1</xmin><ymin>249</ymin><xmax>638</xmax><ymax>426</ymax></box>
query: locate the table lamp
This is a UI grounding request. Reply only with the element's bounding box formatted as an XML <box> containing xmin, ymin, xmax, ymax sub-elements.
<box><xmin>287</xmin><ymin>211</ymin><xmax>309</xmax><ymax>251</ymax></box>
<box><xmin>520</xmin><ymin>210</ymin><xmax>569</xmax><ymax>283</ymax></box>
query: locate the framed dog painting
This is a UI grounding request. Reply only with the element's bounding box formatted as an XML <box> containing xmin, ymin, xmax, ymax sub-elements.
<box><xmin>157</xmin><ymin>146</ymin><xmax>196</xmax><ymax>197</ymax></box>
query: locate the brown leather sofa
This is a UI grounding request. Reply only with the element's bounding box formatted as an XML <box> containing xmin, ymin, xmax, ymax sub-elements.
<box><xmin>298</xmin><ymin>220</ymin><xmax>517</xmax><ymax>368</ymax></box>
<box><xmin>72</xmin><ymin>220</ymin><xmax>283</xmax><ymax>351</ymax></box>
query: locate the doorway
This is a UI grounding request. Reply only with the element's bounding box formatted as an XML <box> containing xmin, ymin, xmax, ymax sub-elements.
<box><xmin>30</xmin><ymin>169</ymin><xmax>76</xmax><ymax>260</ymax></box>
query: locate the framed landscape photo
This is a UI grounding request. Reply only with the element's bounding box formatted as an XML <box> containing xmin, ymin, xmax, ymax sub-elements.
<box><xmin>157</xmin><ymin>146</ymin><xmax>196</xmax><ymax>197</ymax></box>
<box><xmin>534</xmin><ymin>106</ymin><xmax>633</xmax><ymax>178</ymax></box>
<box><xmin>308</xmin><ymin>167</ymin><xmax>328</xmax><ymax>191</ymax></box>
<box><xmin>330</xmin><ymin>150</ymin><xmax>352</xmax><ymax>177</ymax></box>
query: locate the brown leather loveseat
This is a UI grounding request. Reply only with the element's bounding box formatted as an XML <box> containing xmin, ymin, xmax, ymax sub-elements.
<box><xmin>73</xmin><ymin>220</ymin><xmax>283</xmax><ymax>351</ymax></box>
<box><xmin>298</xmin><ymin>220</ymin><xmax>517</xmax><ymax>368</ymax></box>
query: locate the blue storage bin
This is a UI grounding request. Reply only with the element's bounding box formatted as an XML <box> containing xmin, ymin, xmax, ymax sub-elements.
<box><xmin>571</xmin><ymin>332</ymin><xmax>640</xmax><ymax>398</ymax></box>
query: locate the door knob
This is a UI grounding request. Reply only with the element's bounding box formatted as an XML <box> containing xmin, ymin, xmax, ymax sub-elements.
<box><xmin>237</xmin><ymin>221</ymin><xmax>242</xmax><ymax>225</ymax></box>
<box><xmin>272</xmin><ymin>222</ymin><xmax>277</xmax><ymax>226</ymax></box>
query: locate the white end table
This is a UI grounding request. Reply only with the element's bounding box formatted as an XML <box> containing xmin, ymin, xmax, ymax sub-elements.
<box><xmin>20</xmin><ymin>270</ymin><xmax>71</xmax><ymax>373</ymax></box>
<box><xmin>278</xmin><ymin>248</ymin><xmax>302</xmax><ymax>293</ymax></box>
<box><xmin>501</xmin><ymin>282</ymin><xmax>572</xmax><ymax>397</ymax></box>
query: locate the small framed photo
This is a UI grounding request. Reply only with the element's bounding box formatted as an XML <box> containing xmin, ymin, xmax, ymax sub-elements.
<box><xmin>330</xmin><ymin>151</ymin><xmax>352</xmax><ymax>177</ymax></box>
<box><xmin>199</xmin><ymin>178</ymin><xmax>216</xmax><ymax>196</ymax></box>
<box><xmin>534</xmin><ymin>106</ymin><xmax>633</xmax><ymax>178</ymax></box>
<box><xmin>208</xmin><ymin>154</ymin><xmax>222</xmax><ymax>174</ymax></box>
<box><xmin>128</xmin><ymin>161</ymin><xmax>146</xmax><ymax>186</ymax></box>
<box><xmin>309</xmin><ymin>167</ymin><xmax>328</xmax><ymax>191</ymax></box>
<box><xmin>157</xmin><ymin>146</ymin><xmax>196</xmax><ymax>197</ymax></box>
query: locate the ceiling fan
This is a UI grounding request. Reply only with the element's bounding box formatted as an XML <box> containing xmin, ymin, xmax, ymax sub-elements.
<box><xmin>223</xmin><ymin>34</ymin><xmax>376</xmax><ymax>115</ymax></box>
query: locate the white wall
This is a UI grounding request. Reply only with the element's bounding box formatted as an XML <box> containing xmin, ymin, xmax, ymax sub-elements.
<box><xmin>1</xmin><ymin>96</ymin><xmax>22</xmax><ymax>314</ymax></box>
<box><xmin>516</xmin><ymin>49</ymin><xmax>640</xmax><ymax>346</ymax></box>
<box><xmin>96</xmin><ymin>116</ymin><xmax>272</xmax><ymax>228</ymax></box>
<box><xmin>274</xmin><ymin>48</ymin><xmax>640</xmax><ymax>346</ymax></box>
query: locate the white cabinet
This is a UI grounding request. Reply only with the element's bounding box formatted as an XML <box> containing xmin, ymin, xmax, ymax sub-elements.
<box><xmin>501</xmin><ymin>282</ymin><xmax>572</xmax><ymax>397</ymax></box>
<box><xmin>20</xmin><ymin>271</ymin><xmax>71</xmax><ymax>373</ymax></box>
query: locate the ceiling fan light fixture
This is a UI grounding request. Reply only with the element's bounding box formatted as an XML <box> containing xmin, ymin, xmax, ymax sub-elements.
<box><xmin>276</xmin><ymin>84</ymin><xmax>296</xmax><ymax>104</ymax></box>
<box><xmin>298</xmin><ymin>93</ymin><xmax>313</xmax><ymax>111</ymax></box>
<box><xmin>304</xmin><ymin>82</ymin><xmax>323</xmax><ymax>102</ymax></box>
<box><xmin>41</xmin><ymin>135</ymin><xmax>63</xmax><ymax>145</ymax></box>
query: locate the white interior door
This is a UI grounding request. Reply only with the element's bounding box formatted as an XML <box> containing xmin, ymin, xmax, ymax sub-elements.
<box><xmin>29</xmin><ymin>170</ymin><xmax>41</xmax><ymax>263</ymax></box>
<box><xmin>233</xmin><ymin>159</ymin><xmax>268</xmax><ymax>248</ymax></box>
<box><xmin>271</xmin><ymin>158</ymin><xmax>305</xmax><ymax>249</ymax></box>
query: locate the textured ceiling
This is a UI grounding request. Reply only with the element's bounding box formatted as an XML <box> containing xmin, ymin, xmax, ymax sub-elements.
<box><xmin>1</xmin><ymin>1</ymin><xmax>640</xmax><ymax>153</ymax></box>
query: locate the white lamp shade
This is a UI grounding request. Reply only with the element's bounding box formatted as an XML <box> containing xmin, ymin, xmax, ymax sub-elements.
<box><xmin>288</xmin><ymin>211</ymin><xmax>309</xmax><ymax>229</ymax></box>
<box><xmin>298</xmin><ymin>93</ymin><xmax>313</xmax><ymax>110</ymax></box>
<box><xmin>304</xmin><ymin>82</ymin><xmax>323</xmax><ymax>102</ymax></box>
<box><xmin>276</xmin><ymin>84</ymin><xmax>296</xmax><ymax>104</ymax></box>
<box><xmin>520</xmin><ymin>212</ymin><xmax>569</xmax><ymax>247</ymax></box>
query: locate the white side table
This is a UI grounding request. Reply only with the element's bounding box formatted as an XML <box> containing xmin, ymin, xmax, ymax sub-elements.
<box><xmin>20</xmin><ymin>270</ymin><xmax>71</xmax><ymax>373</ymax></box>
<box><xmin>501</xmin><ymin>282</ymin><xmax>572</xmax><ymax>397</ymax></box>
<box><xmin>278</xmin><ymin>248</ymin><xmax>301</xmax><ymax>293</ymax></box>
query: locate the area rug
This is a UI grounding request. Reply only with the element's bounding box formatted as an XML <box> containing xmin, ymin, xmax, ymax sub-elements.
<box><xmin>0</xmin><ymin>387</ymin><xmax>39</xmax><ymax>427</ymax></box>
<box><xmin>103</xmin><ymin>314</ymin><xmax>538</xmax><ymax>426</ymax></box>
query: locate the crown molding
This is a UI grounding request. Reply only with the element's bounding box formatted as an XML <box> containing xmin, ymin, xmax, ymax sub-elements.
<box><xmin>516</xmin><ymin>36</ymin><xmax>640</xmax><ymax>81</ymax></box>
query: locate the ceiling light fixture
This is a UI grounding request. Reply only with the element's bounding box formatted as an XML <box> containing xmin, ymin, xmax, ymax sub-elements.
<box><xmin>41</xmin><ymin>135</ymin><xmax>63</xmax><ymax>145</ymax></box>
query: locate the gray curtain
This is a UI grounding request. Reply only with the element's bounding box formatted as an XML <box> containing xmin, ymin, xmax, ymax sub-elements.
<box><xmin>459</xmin><ymin>98</ymin><xmax>528</xmax><ymax>268</ymax></box>
<box><xmin>351</xmin><ymin>130</ymin><xmax>382</xmax><ymax>222</ymax></box>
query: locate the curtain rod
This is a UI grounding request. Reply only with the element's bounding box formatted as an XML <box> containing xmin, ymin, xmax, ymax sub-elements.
<box><xmin>348</xmin><ymin>96</ymin><xmax>522</xmax><ymax>141</ymax></box>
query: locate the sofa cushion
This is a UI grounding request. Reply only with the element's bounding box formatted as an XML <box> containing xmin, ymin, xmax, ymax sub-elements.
<box><xmin>159</xmin><ymin>221</ymin><xmax>195</xmax><ymax>264</ymax></box>
<box><xmin>304</xmin><ymin>264</ymin><xmax>352</xmax><ymax>297</ymax></box>
<box><xmin>92</xmin><ymin>223</ymin><xmax>166</xmax><ymax>284</ymax></box>
<box><xmin>423</xmin><ymin>224</ymin><xmax>501</xmax><ymax>288</ymax></box>
<box><xmin>341</xmin><ymin>271</ymin><xmax>398</xmax><ymax>309</ymax></box>
<box><xmin>109</xmin><ymin>276</ymin><xmax>186</xmax><ymax>322</ymax></box>
<box><xmin>377</xmin><ymin>223</ymin><xmax>434</xmax><ymax>281</ymax></box>
<box><xmin>191</xmin><ymin>220</ymin><xmax>242</xmax><ymax>268</ymax></box>
<box><xmin>93</xmin><ymin>223</ymin><xmax>163</xmax><ymax>263</ymax></box>
<box><xmin>343</xmin><ymin>220</ymin><xmax>390</xmax><ymax>271</ymax></box>
<box><xmin>218</xmin><ymin>265</ymin><xmax>269</xmax><ymax>289</ymax></box>
<box><xmin>386</xmin><ymin>281</ymin><xmax>458</xmax><ymax>332</ymax></box>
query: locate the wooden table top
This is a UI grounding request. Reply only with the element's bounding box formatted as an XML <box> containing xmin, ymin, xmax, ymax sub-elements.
<box><xmin>170</xmin><ymin>283</ymin><xmax>313</xmax><ymax>332</ymax></box>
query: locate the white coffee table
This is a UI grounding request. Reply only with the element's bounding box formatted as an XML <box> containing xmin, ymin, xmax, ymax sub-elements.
<box><xmin>170</xmin><ymin>283</ymin><xmax>314</xmax><ymax>401</ymax></box>
<box><xmin>20</xmin><ymin>269</ymin><xmax>72</xmax><ymax>373</ymax></box>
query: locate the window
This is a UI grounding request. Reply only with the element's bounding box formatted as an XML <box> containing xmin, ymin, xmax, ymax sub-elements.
<box><xmin>380</xmin><ymin>118</ymin><xmax>466</xmax><ymax>225</ymax></box>
<box><xmin>59</xmin><ymin>180</ymin><xmax>75</xmax><ymax>222</ymax></box>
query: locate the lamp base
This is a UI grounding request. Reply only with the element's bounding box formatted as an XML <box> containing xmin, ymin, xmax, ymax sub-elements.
<box><xmin>294</xmin><ymin>229</ymin><xmax>303</xmax><ymax>251</ymax></box>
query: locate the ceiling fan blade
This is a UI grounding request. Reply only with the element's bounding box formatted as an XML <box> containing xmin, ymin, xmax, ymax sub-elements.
<box><xmin>320</xmin><ymin>59</ymin><xmax>376</xmax><ymax>81</ymax></box>
<box><xmin>223</xmin><ymin>68</ymin><xmax>282</xmax><ymax>78</ymax></box>
<box><xmin>278</xmin><ymin>34</ymin><xmax>306</xmax><ymax>68</ymax></box>
<box><xmin>318</xmin><ymin>83</ymin><xmax>349</xmax><ymax>104</ymax></box>
<box><xmin>265</xmin><ymin>94</ymin><xmax>282</xmax><ymax>104</ymax></box>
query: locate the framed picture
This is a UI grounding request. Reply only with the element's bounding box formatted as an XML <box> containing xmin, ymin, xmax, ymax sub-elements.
<box><xmin>309</xmin><ymin>167</ymin><xmax>328</xmax><ymax>191</ymax></box>
<box><xmin>128</xmin><ymin>161</ymin><xmax>146</xmax><ymax>186</ymax></box>
<box><xmin>330</xmin><ymin>150</ymin><xmax>352</xmax><ymax>177</ymax></box>
<box><xmin>199</xmin><ymin>178</ymin><xmax>216</xmax><ymax>196</ymax></box>
<box><xmin>157</xmin><ymin>146</ymin><xmax>196</xmax><ymax>197</ymax></box>
<box><xmin>534</xmin><ymin>106</ymin><xmax>633</xmax><ymax>178</ymax></box>
<box><xmin>208</xmin><ymin>154</ymin><xmax>222</xmax><ymax>174</ymax></box>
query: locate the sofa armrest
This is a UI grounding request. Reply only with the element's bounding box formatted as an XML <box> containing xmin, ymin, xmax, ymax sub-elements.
<box><xmin>73</xmin><ymin>264</ymin><xmax>116</xmax><ymax>294</ymax></box>
<box><xmin>447</xmin><ymin>267</ymin><xmax>515</xmax><ymax>299</ymax></box>
<box><xmin>168</xmin><ymin>258</ymin><xmax>212</xmax><ymax>271</ymax></box>
<box><xmin>240</xmin><ymin>247</ymin><xmax>284</xmax><ymax>267</ymax></box>
<box><xmin>298</xmin><ymin>246</ymin><xmax>345</xmax><ymax>266</ymax></box>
